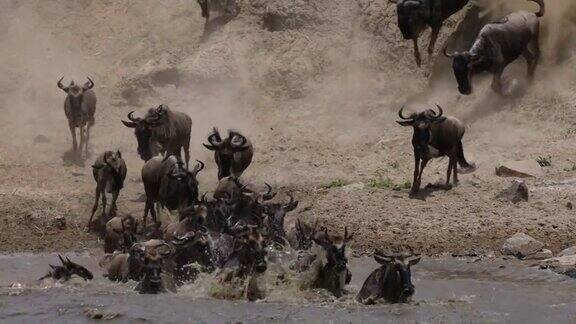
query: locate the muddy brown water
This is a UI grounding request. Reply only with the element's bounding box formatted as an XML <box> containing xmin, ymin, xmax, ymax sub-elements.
<box><xmin>1</xmin><ymin>252</ymin><xmax>575</xmax><ymax>323</ymax></box>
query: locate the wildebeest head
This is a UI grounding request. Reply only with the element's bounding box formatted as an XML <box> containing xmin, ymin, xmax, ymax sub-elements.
<box><xmin>395</xmin><ymin>0</ymin><xmax>427</xmax><ymax>39</ymax></box>
<box><xmin>443</xmin><ymin>48</ymin><xmax>484</xmax><ymax>95</ymax></box>
<box><xmin>121</xmin><ymin>105</ymin><xmax>169</xmax><ymax>160</ymax></box>
<box><xmin>202</xmin><ymin>194</ymin><xmax>235</xmax><ymax>234</ymax></box>
<box><xmin>230</xmin><ymin>227</ymin><xmax>268</xmax><ymax>274</ymax></box>
<box><xmin>57</xmin><ymin>77</ymin><xmax>94</xmax><ymax>110</ymax></box>
<box><xmin>159</xmin><ymin>156</ymin><xmax>204</xmax><ymax>210</ymax></box>
<box><xmin>138</xmin><ymin>251</ymin><xmax>164</xmax><ymax>294</ymax></box>
<box><xmin>373</xmin><ymin>251</ymin><xmax>421</xmax><ymax>303</ymax></box>
<box><xmin>203</xmin><ymin>128</ymin><xmax>251</xmax><ymax>179</ymax></box>
<box><xmin>313</xmin><ymin>227</ymin><xmax>353</xmax><ymax>272</ymax></box>
<box><xmin>261</xmin><ymin>193</ymin><xmax>299</xmax><ymax>246</ymax></box>
<box><xmin>172</xmin><ymin>228</ymin><xmax>213</xmax><ymax>269</ymax></box>
<box><xmin>397</xmin><ymin>105</ymin><xmax>446</xmax><ymax>156</ymax></box>
<box><xmin>43</xmin><ymin>254</ymin><xmax>94</xmax><ymax>281</ymax></box>
<box><xmin>294</xmin><ymin>219</ymin><xmax>318</xmax><ymax>250</ymax></box>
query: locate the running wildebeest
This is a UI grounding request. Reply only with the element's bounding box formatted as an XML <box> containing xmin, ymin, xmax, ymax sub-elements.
<box><xmin>356</xmin><ymin>251</ymin><xmax>421</xmax><ymax>304</ymax></box>
<box><xmin>197</xmin><ymin>0</ymin><xmax>240</xmax><ymax>39</ymax></box>
<box><xmin>203</xmin><ymin>128</ymin><xmax>253</xmax><ymax>180</ymax></box>
<box><xmin>397</xmin><ymin>105</ymin><xmax>474</xmax><ymax>195</ymax></box>
<box><xmin>122</xmin><ymin>104</ymin><xmax>192</xmax><ymax>167</ymax></box>
<box><xmin>104</xmin><ymin>215</ymin><xmax>137</xmax><ymax>253</ymax></box>
<box><xmin>443</xmin><ymin>0</ymin><xmax>545</xmax><ymax>95</ymax></box>
<box><xmin>39</xmin><ymin>255</ymin><xmax>93</xmax><ymax>281</ymax></box>
<box><xmin>57</xmin><ymin>77</ymin><xmax>96</xmax><ymax>157</ymax></box>
<box><xmin>391</xmin><ymin>0</ymin><xmax>469</xmax><ymax>67</ymax></box>
<box><xmin>141</xmin><ymin>155</ymin><xmax>204</xmax><ymax>227</ymax></box>
<box><xmin>312</xmin><ymin>227</ymin><xmax>353</xmax><ymax>298</ymax></box>
<box><xmin>88</xmin><ymin>151</ymin><xmax>127</xmax><ymax>229</ymax></box>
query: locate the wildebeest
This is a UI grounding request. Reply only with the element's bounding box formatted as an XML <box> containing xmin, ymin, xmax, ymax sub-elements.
<box><xmin>39</xmin><ymin>255</ymin><xmax>93</xmax><ymax>281</ymax></box>
<box><xmin>261</xmin><ymin>193</ymin><xmax>299</xmax><ymax>247</ymax></box>
<box><xmin>141</xmin><ymin>155</ymin><xmax>204</xmax><ymax>227</ymax></box>
<box><xmin>163</xmin><ymin>204</ymin><xmax>207</xmax><ymax>241</ymax></box>
<box><xmin>356</xmin><ymin>251</ymin><xmax>421</xmax><ymax>304</ymax></box>
<box><xmin>288</xmin><ymin>219</ymin><xmax>318</xmax><ymax>251</ymax></box>
<box><xmin>203</xmin><ymin>128</ymin><xmax>253</xmax><ymax>180</ymax></box>
<box><xmin>135</xmin><ymin>249</ymin><xmax>174</xmax><ymax>294</ymax></box>
<box><xmin>104</xmin><ymin>244</ymin><xmax>146</xmax><ymax>282</ymax></box>
<box><xmin>312</xmin><ymin>227</ymin><xmax>353</xmax><ymax>298</ymax></box>
<box><xmin>443</xmin><ymin>0</ymin><xmax>545</xmax><ymax>95</ymax></box>
<box><xmin>397</xmin><ymin>105</ymin><xmax>474</xmax><ymax>195</ymax></box>
<box><xmin>104</xmin><ymin>215</ymin><xmax>137</xmax><ymax>254</ymax></box>
<box><xmin>197</xmin><ymin>0</ymin><xmax>240</xmax><ymax>39</ymax></box>
<box><xmin>168</xmin><ymin>230</ymin><xmax>214</xmax><ymax>282</ymax></box>
<box><xmin>391</xmin><ymin>0</ymin><xmax>469</xmax><ymax>67</ymax></box>
<box><xmin>222</xmin><ymin>226</ymin><xmax>268</xmax><ymax>276</ymax></box>
<box><xmin>57</xmin><ymin>77</ymin><xmax>96</xmax><ymax>157</ymax></box>
<box><xmin>88</xmin><ymin>151</ymin><xmax>127</xmax><ymax>229</ymax></box>
<box><xmin>122</xmin><ymin>104</ymin><xmax>192</xmax><ymax>167</ymax></box>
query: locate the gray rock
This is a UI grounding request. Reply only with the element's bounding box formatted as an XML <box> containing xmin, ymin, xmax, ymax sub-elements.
<box><xmin>501</xmin><ymin>233</ymin><xmax>545</xmax><ymax>258</ymax></box>
<box><xmin>496</xmin><ymin>180</ymin><xmax>529</xmax><ymax>203</ymax></box>
<box><xmin>558</xmin><ymin>246</ymin><xmax>576</xmax><ymax>257</ymax></box>
<box><xmin>523</xmin><ymin>249</ymin><xmax>553</xmax><ymax>260</ymax></box>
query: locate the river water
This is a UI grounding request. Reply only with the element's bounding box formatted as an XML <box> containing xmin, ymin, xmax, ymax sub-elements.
<box><xmin>1</xmin><ymin>252</ymin><xmax>575</xmax><ymax>323</ymax></box>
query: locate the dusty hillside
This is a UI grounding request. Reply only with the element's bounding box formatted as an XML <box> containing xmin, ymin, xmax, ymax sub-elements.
<box><xmin>0</xmin><ymin>0</ymin><xmax>575</xmax><ymax>255</ymax></box>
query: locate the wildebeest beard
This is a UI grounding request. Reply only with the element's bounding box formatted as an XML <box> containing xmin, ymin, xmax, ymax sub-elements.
<box><xmin>413</xmin><ymin>127</ymin><xmax>431</xmax><ymax>156</ymax></box>
<box><xmin>68</xmin><ymin>95</ymin><xmax>84</xmax><ymax>124</ymax></box>
<box><xmin>135</xmin><ymin>127</ymin><xmax>154</xmax><ymax>161</ymax></box>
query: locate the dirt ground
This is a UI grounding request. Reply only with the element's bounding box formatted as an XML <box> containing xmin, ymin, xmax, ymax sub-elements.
<box><xmin>1</xmin><ymin>0</ymin><xmax>576</xmax><ymax>255</ymax></box>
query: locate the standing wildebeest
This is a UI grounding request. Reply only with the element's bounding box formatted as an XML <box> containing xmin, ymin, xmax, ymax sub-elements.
<box><xmin>356</xmin><ymin>251</ymin><xmax>421</xmax><ymax>305</ymax></box>
<box><xmin>203</xmin><ymin>128</ymin><xmax>253</xmax><ymax>180</ymax></box>
<box><xmin>397</xmin><ymin>105</ymin><xmax>473</xmax><ymax>195</ymax></box>
<box><xmin>39</xmin><ymin>255</ymin><xmax>93</xmax><ymax>282</ymax></box>
<box><xmin>122</xmin><ymin>104</ymin><xmax>192</xmax><ymax>167</ymax></box>
<box><xmin>141</xmin><ymin>155</ymin><xmax>204</xmax><ymax>227</ymax></box>
<box><xmin>444</xmin><ymin>0</ymin><xmax>545</xmax><ymax>95</ymax></box>
<box><xmin>391</xmin><ymin>0</ymin><xmax>469</xmax><ymax>67</ymax></box>
<box><xmin>57</xmin><ymin>77</ymin><xmax>96</xmax><ymax>157</ymax></box>
<box><xmin>88</xmin><ymin>151</ymin><xmax>127</xmax><ymax>229</ymax></box>
<box><xmin>312</xmin><ymin>227</ymin><xmax>353</xmax><ymax>298</ymax></box>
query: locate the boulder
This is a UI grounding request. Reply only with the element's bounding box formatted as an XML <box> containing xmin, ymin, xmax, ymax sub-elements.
<box><xmin>496</xmin><ymin>180</ymin><xmax>529</xmax><ymax>203</ymax></box>
<box><xmin>495</xmin><ymin>160</ymin><xmax>544</xmax><ymax>178</ymax></box>
<box><xmin>523</xmin><ymin>249</ymin><xmax>553</xmax><ymax>260</ymax></box>
<box><xmin>501</xmin><ymin>233</ymin><xmax>545</xmax><ymax>258</ymax></box>
<box><xmin>558</xmin><ymin>246</ymin><xmax>576</xmax><ymax>257</ymax></box>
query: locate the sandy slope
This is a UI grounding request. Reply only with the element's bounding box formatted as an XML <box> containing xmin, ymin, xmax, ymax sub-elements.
<box><xmin>0</xmin><ymin>0</ymin><xmax>575</xmax><ymax>254</ymax></box>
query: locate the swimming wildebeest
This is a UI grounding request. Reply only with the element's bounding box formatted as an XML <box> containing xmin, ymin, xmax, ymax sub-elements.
<box><xmin>39</xmin><ymin>255</ymin><xmax>93</xmax><ymax>281</ymax></box>
<box><xmin>87</xmin><ymin>151</ymin><xmax>127</xmax><ymax>229</ymax></box>
<box><xmin>122</xmin><ymin>104</ymin><xmax>192</xmax><ymax>167</ymax></box>
<box><xmin>391</xmin><ymin>0</ymin><xmax>469</xmax><ymax>67</ymax></box>
<box><xmin>443</xmin><ymin>0</ymin><xmax>545</xmax><ymax>95</ymax></box>
<box><xmin>104</xmin><ymin>243</ymin><xmax>147</xmax><ymax>282</ymax></box>
<box><xmin>203</xmin><ymin>128</ymin><xmax>253</xmax><ymax>180</ymax></box>
<box><xmin>397</xmin><ymin>105</ymin><xmax>474</xmax><ymax>195</ymax></box>
<box><xmin>104</xmin><ymin>214</ymin><xmax>137</xmax><ymax>254</ymax></box>
<box><xmin>356</xmin><ymin>251</ymin><xmax>421</xmax><ymax>304</ymax></box>
<box><xmin>288</xmin><ymin>219</ymin><xmax>319</xmax><ymax>251</ymax></box>
<box><xmin>141</xmin><ymin>155</ymin><xmax>204</xmax><ymax>227</ymax></box>
<box><xmin>312</xmin><ymin>227</ymin><xmax>353</xmax><ymax>298</ymax></box>
<box><xmin>261</xmin><ymin>193</ymin><xmax>299</xmax><ymax>247</ymax></box>
<box><xmin>221</xmin><ymin>226</ymin><xmax>268</xmax><ymax>276</ymax></box>
<box><xmin>169</xmin><ymin>230</ymin><xmax>214</xmax><ymax>282</ymax></box>
<box><xmin>57</xmin><ymin>77</ymin><xmax>96</xmax><ymax>157</ymax></box>
<box><xmin>163</xmin><ymin>204</ymin><xmax>207</xmax><ymax>241</ymax></box>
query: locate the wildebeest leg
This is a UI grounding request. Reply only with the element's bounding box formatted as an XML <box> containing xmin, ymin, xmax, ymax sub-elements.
<box><xmin>85</xmin><ymin>125</ymin><xmax>91</xmax><ymax>158</ymax></box>
<box><xmin>410</xmin><ymin>154</ymin><xmax>421</xmax><ymax>194</ymax></box>
<box><xmin>101</xmin><ymin>188</ymin><xmax>108</xmax><ymax>218</ymax></box>
<box><xmin>69</xmin><ymin>124</ymin><xmax>78</xmax><ymax>151</ymax></box>
<box><xmin>446</xmin><ymin>158</ymin><xmax>453</xmax><ymax>185</ymax></box>
<box><xmin>491</xmin><ymin>70</ymin><xmax>504</xmax><ymax>95</ymax></box>
<box><xmin>453</xmin><ymin>156</ymin><xmax>459</xmax><ymax>185</ymax></box>
<box><xmin>413</xmin><ymin>38</ymin><xmax>422</xmax><ymax>67</ymax></box>
<box><xmin>523</xmin><ymin>43</ymin><xmax>540</xmax><ymax>81</ymax></box>
<box><xmin>183</xmin><ymin>137</ymin><xmax>191</xmax><ymax>169</ymax></box>
<box><xmin>428</xmin><ymin>26</ymin><xmax>441</xmax><ymax>57</ymax></box>
<box><xmin>143</xmin><ymin>200</ymin><xmax>152</xmax><ymax>229</ymax></box>
<box><xmin>109</xmin><ymin>190</ymin><xmax>119</xmax><ymax>218</ymax></box>
<box><xmin>79</xmin><ymin>126</ymin><xmax>85</xmax><ymax>156</ymax></box>
<box><xmin>417</xmin><ymin>158</ymin><xmax>429</xmax><ymax>189</ymax></box>
<box><xmin>88</xmin><ymin>185</ymin><xmax>103</xmax><ymax>228</ymax></box>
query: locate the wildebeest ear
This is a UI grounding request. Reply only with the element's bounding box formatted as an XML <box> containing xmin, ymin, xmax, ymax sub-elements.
<box><xmin>91</xmin><ymin>163</ymin><xmax>104</xmax><ymax>169</ymax></box>
<box><xmin>121</xmin><ymin>120</ymin><xmax>138</xmax><ymax>128</ymax></box>
<box><xmin>432</xmin><ymin>117</ymin><xmax>447</xmax><ymax>124</ymax></box>
<box><xmin>115</xmin><ymin>150</ymin><xmax>122</xmax><ymax>159</ymax></box>
<box><xmin>203</xmin><ymin>143</ymin><xmax>218</xmax><ymax>151</ymax></box>
<box><xmin>374</xmin><ymin>254</ymin><xmax>394</xmax><ymax>264</ymax></box>
<box><xmin>408</xmin><ymin>257</ymin><xmax>421</xmax><ymax>266</ymax></box>
<box><xmin>396</xmin><ymin>120</ymin><xmax>414</xmax><ymax>127</ymax></box>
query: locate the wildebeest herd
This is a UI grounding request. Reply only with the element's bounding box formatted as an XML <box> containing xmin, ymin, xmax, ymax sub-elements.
<box><xmin>40</xmin><ymin>0</ymin><xmax>548</xmax><ymax>305</ymax></box>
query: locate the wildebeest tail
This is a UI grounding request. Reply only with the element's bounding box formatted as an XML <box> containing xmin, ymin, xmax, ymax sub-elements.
<box><xmin>529</xmin><ymin>0</ymin><xmax>545</xmax><ymax>17</ymax></box>
<box><xmin>457</xmin><ymin>141</ymin><xmax>474</xmax><ymax>169</ymax></box>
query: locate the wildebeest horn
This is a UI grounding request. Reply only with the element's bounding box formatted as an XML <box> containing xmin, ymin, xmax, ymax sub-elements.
<box><xmin>433</xmin><ymin>104</ymin><xmax>444</xmax><ymax>118</ymax></box>
<box><xmin>398</xmin><ymin>106</ymin><xmax>412</xmax><ymax>120</ymax></box>
<box><xmin>127</xmin><ymin>111</ymin><xmax>140</xmax><ymax>122</ymax></box>
<box><xmin>207</xmin><ymin>127</ymin><xmax>223</xmax><ymax>146</ymax></box>
<box><xmin>58</xmin><ymin>254</ymin><xmax>66</xmax><ymax>265</ymax></box>
<box><xmin>192</xmin><ymin>160</ymin><xmax>205</xmax><ymax>175</ymax></box>
<box><xmin>261</xmin><ymin>183</ymin><xmax>276</xmax><ymax>201</ymax></box>
<box><xmin>229</xmin><ymin>131</ymin><xmax>247</xmax><ymax>149</ymax></box>
<box><xmin>83</xmin><ymin>77</ymin><xmax>94</xmax><ymax>90</ymax></box>
<box><xmin>443</xmin><ymin>45</ymin><xmax>455</xmax><ymax>58</ymax></box>
<box><xmin>57</xmin><ymin>77</ymin><xmax>69</xmax><ymax>92</ymax></box>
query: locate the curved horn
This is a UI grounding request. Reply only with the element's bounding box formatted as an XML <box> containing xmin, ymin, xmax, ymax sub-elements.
<box><xmin>127</xmin><ymin>111</ymin><xmax>140</xmax><ymax>122</ymax></box>
<box><xmin>443</xmin><ymin>45</ymin><xmax>455</xmax><ymax>58</ymax></box>
<box><xmin>57</xmin><ymin>77</ymin><xmax>69</xmax><ymax>92</ymax></box>
<box><xmin>192</xmin><ymin>160</ymin><xmax>205</xmax><ymax>175</ymax></box>
<box><xmin>434</xmin><ymin>104</ymin><xmax>444</xmax><ymax>118</ymax></box>
<box><xmin>398</xmin><ymin>106</ymin><xmax>412</xmax><ymax>120</ymax></box>
<box><xmin>261</xmin><ymin>183</ymin><xmax>276</xmax><ymax>201</ymax></box>
<box><xmin>229</xmin><ymin>131</ymin><xmax>247</xmax><ymax>149</ymax></box>
<box><xmin>208</xmin><ymin>127</ymin><xmax>223</xmax><ymax>147</ymax></box>
<box><xmin>83</xmin><ymin>77</ymin><xmax>94</xmax><ymax>90</ymax></box>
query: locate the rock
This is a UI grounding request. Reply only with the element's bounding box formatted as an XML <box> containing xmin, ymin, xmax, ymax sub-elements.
<box><xmin>558</xmin><ymin>246</ymin><xmax>576</xmax><ymax>257</ymax></box>
<box><xmin>84</xmin><ymin>308</ymin><xmax>120</xmax><ymax>320</ymax></box>
<box><xmin>501</xmin><ymin>233</ymin><xmax>545</xmax><ymax>259</ymax></box>
<box><xmin>495</xmin><ymin>160</ymin><xmax>544</xmax><ymax>178</ymax></box>
<box><xmin>566</xmin><ymin>202</ymin><xmax>573</xmax><ymax>210</ymax></box>
<box><xmin>539</xmin><ymin>254</ymin><xmax>576</xmax><ymax>267</ymax></box>
<box><xmin>523</xmin><ymin>249</ymin><xmax>553</xmax><ymax>260</ymax></box>
<box><xmin>342</xmin><ymin>182</ymin><xmax>365</xmax><ymax>193</ymax></box>
<box><xmin>33</xmin><ymin>135</ymin><xmax>50</xmax><ymax>143</ymax></box>
<box><xmin>496</xmin><ymin>180</ymin><xmax>529</xmax><ymax>203</ymax></box>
